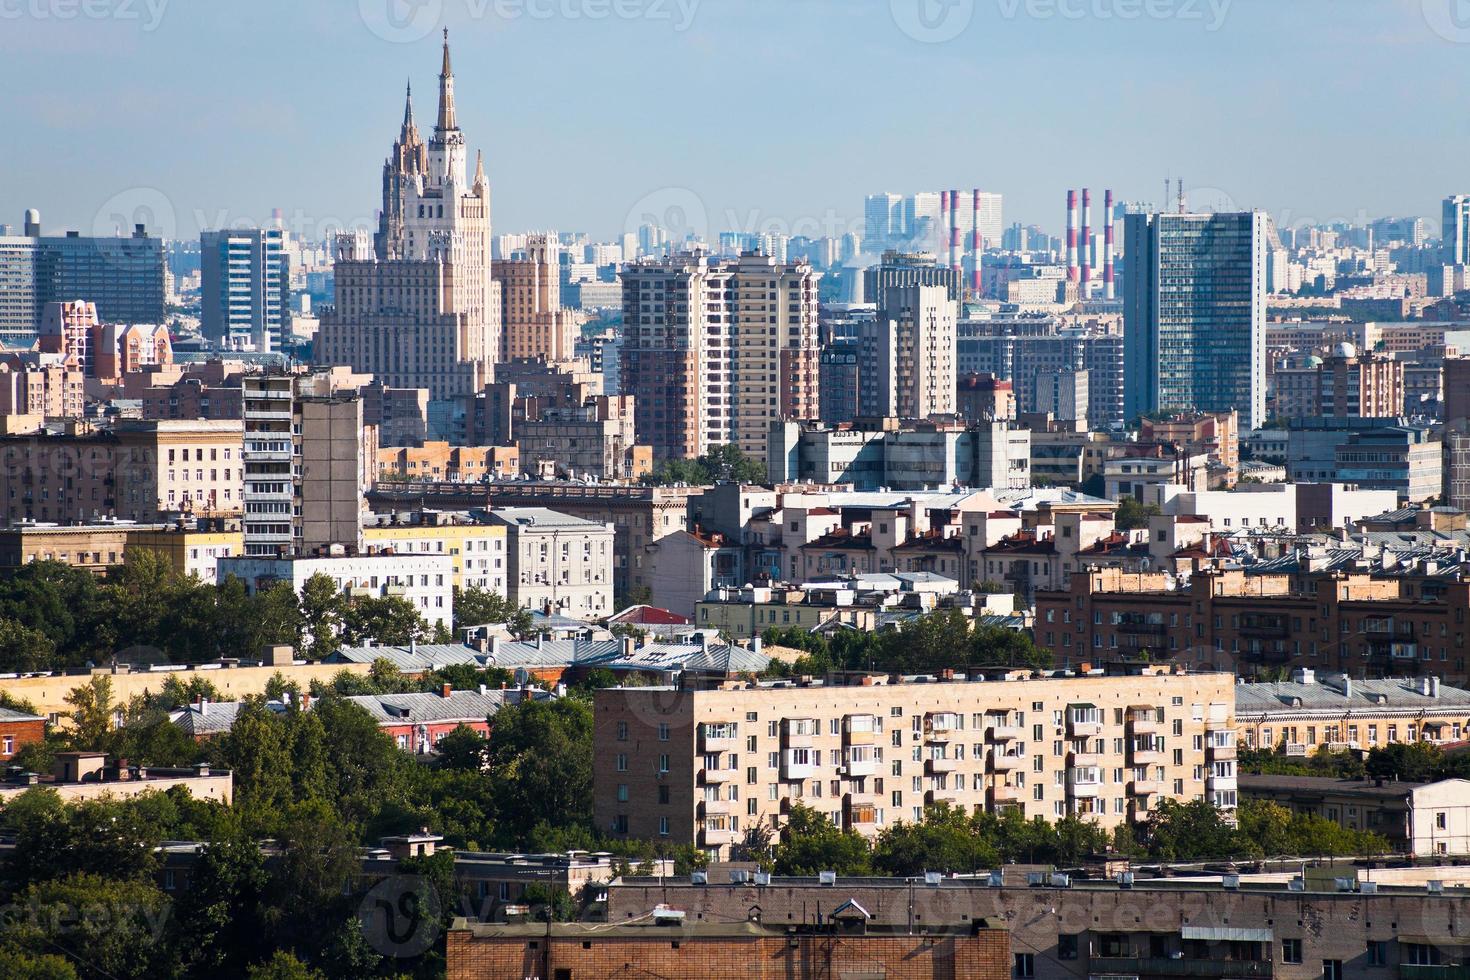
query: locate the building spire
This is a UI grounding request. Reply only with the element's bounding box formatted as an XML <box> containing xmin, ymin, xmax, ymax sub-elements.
<box><xmin>437</xmin><ymin>27</ymin><xmax>457</xmax><ymax>133</ymax></box>
<box><xmin>473</xmin><ymin>149</ymin><xmax>487</xmax><ymax>192</ymax></box>
<box><xmin>401</xmin><ymin>79</ymin><xmax>416</xmax><ymax>132</ymax></box>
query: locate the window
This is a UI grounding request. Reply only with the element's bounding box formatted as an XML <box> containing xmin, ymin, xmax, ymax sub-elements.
<box><xmin>1058</xmin><ymin>934</ymin><xmax>1077</xmax><ymax>960</ymax></box>
<box><xmin>1323</xmin><ymin>960</ymin><xmax>1343</xmax><ymax>980</ymax></box>
<box><xmin>1368</xmin><ymin>941</ymin><xmax>1387</xmax><ymax>967</ymax></box>
<box><xmin>658</xmin><ymin>816</ymin><xmax>669</xmax><ymax>836</ymax></box>
<box><xmin>1438</xmin><ymin>811</ymin><xmax>1448</xmax><ymax>829</ymax></box>
<box><xmin>1281</xmin><ymin>939</ymin><xmax>1302</xmax><ymax>964</ymax></box>
<box><xmin>1014</xmin><ymin>954</ymin><xmax>1035</xmax><ymax>978</ymax></box>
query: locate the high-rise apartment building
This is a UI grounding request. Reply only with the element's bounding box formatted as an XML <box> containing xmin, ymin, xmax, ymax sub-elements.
<box><xmin>857</xmin><ymin>283</ymin><xmax>957</xmax><ymax>419</ymax></box>
<box><xmin>0</xmin><ymin>209</ymin><xmax>165</xmax><ymax>346</ymax></box>
<box><xmin>861</xmin><ymin>251</ymin><xmax>961</xmax><ymax>304</ymax></box>
<box><xmin>241</xmin><ymin>371</ymin><xmax>375</xmax><ymax>558</ymax></box>
<box><xmin>200</xmin><ymin>227</ymin><xmax>291</xmax><ymax>353</ymax></box>
<box><xmin>1443</xmin><ymin>195</ymin><xmax>1470</xmax><ymax>266</ymax></box>
<box><xmin>594</xmin><ymin>669</ymin><xmax>1236</xmax><ymax>858</ymax></box>
<box><xmin>316</xmin><ymin>34</ymin><xmax>500</xmax><ymax>400</ymax></box>
<box><xmin>620</xmin><ymin>252</ymin><xmax>820</xmax><ymax>460</ymax></box>
<box><xmin>1123</xmin><ymin>211</ymin><xmax>1268</xmax><ymax>429</ymax></box>
<box><xmin>494</xmin><ymin>233</ymin><xmax>581</xmax><ymax>362</ymax></box>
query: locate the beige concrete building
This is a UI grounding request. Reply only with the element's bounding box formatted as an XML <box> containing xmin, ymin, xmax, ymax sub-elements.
<box><xmin>486</xmin><ymin>507</ymin><xmax>614</xmax><ymax>619</ymax></box>
<box><xmin>125</xmin><ymin>521</ymin><xmax>244</xmax><ymax>584</ymax></box>
<box><xmin>0</xmin><ymin>752</ymin><xmax>232</xmax><ymax>805</ymax></box>
<box><xmin>0</xmin><ymin>354</ymin><xmax>84</xmax><ymax>418</ymax></box>
<box><xmin>594</xmin><ymin>668</ymin><xmax>1237</xmax><ymax>859</ymax></box>
<box><xmin>1240</xmin><ymin>775</ymin><xmax>1470</xmax><ymax>857</ymax></box>
<box><xmin>620</xmin><ymin>252</ymin><xmax>820</xmax><ymax>460</ymax></box>
<box><xmin>376</xmin><ymin>442</ymin><xmax>519</xmax><ymax>483</ymax></box>
<box><xmin>362</xmin><ymin>512</ymin><xmax>507</xmax><ymax>593</ymax></box>
<box><xmin>515</xmin><ymin>395</ymin><xmax>650</xmax><ymax>482</ymax></box>
<box><xmin>859</xmin><ymin>283</ymin><xmax>957</xmax><ymax>419</ymax></box>
<box><xmin>494</xmin><ymin>232</ymin><xmax>582</xmax><ymax>363</ymax></box>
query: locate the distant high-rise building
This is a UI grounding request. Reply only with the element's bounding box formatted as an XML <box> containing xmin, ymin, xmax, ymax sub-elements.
<box><xmin>0</xmin><ymin>208</ymin><xmax>165</xmax><ymax>346</ymax></box>
<box><xmin>495</xmin><ymin>232</ymin><xmax>581</xmax><ymax>362</ymax></box>
<box><xmin>858</xmin><ymin>283</ymin><xmax>957</xmax><ymax>419</ymax></box>
<box><xmin>862</xmin><ymin>251</ymin><xmax>962</xmax><ymax>305</ymax></box>
<box><xmin>620</xmin><ymin>251</ymin><xmax>820</xmax><ymax>460</ymax></box>
<box><xmin>1444</xmin><ymin>195</ymin><xmax>1470</xmax><ymax>266</ymax></box>
<box><xmin>316</xmin><ymin>33</ymin><xmax>500</xmax><ymax>399</ymax></box>
<box><xmin>1123</xmin><ymin>211</ymin><xmax>1268</xmax><ymax>429</ymax></box>
<box><xmin>863</xmin><ymin>193</ymin><xmax>905</xmax><ymax>253</ymax></box>
<box><xmin>201</xmin><ymin>227</ymin><xmax>291</xmax><ymax>353</ymax></box>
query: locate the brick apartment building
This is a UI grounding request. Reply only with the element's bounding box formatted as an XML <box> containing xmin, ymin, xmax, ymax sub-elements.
<box><xmin>1037</xmin><ymin>567</ymin><xmax>1470</xmax><ymax>682</ymax></box>
<box><xmin>594</xmin><ymin>668</ymin><xmax>1237</xmax><ymax>859</ymax></box>
<box><xmin>0</xmin><ymin>705</ymin><xmax>45</xmax><ymax>760</ymax></box>
<box><xmin>446</xmin><ymin>918</ymin><xmax>1009</xmax><ymax>980</ymax></box>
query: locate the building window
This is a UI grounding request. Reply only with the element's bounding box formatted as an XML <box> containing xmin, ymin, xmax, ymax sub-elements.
<box><xmin>1281</xmin><ymin>939</ymin><xmax>1302</xmax><ymax>964</ymax></box>
<box><xmin>1368</xmin><ymin>942</ymin><xmax>1387</xmax><ymax>967</ymax></box>
<box><xmin>1014</xmin><ymin>954</ymin><xmax>1035</xmax><ymax>978</ymax></box>
<box><xmin>1058</xmin><ymin>935</ymin><xmax>1077</xmax><ymax>960</ymax></box>
<box><xmin>1323</xmin><ymin>960</ymin><xmax>1343</xmax><ymax>980</ymax></box>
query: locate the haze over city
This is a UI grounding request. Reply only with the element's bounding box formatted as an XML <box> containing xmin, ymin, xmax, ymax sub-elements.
<box><xmin>4</xmin><ymin>0</ymin><xmax>1470</xmax><ymax>239</ymax></box>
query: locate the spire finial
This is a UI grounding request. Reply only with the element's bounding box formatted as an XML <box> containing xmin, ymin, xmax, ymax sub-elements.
<box><xmin>441</xmin><ymin>27</ymin><xmax>452</xmax><ymax>77</ymax></box>
<box><xmin>436</xmin><ymin>27</ymin><xmax>457</xmax><ymax>132</ymax></box>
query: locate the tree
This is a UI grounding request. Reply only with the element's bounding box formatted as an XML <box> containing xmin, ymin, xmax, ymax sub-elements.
<box><xmin>299</xmin><ymin>573</ymin><xmax>346</xmax><ymax>660</ymax></box>
<box><xmin>872</xmin><ymin>804</ymin><xmax>998</xmax><ymax>876</ymax></box>
<box><xmin>173</xmin><ymin>831</ymin><xmax>272</xmax><ymax>975</ymax></box>
<box><xmin>485</xmin><ymin>698</ymin><xmax>594</xmax><ymax>844</ymax></box>
<box><xmin>0</xmin><ymin>874</ymin><xmax>171</xmax><ymax>979</ymax></box>
<box><xmin>0</xmin><ymin>619</ymin><xmax>56</xmax><ymax>673</ymax></box>
<box><xmin>1142</xmin><ymin>798</ymin><xmax>1251</xmax><ymax>861</ymax></box>
<box><xmin>1115</xmin><ymin>497</ymin><xmax>1161</xmax><ymax>531</ymax></box>
<box><xmin>644</xmin><ymin>444</ymin><xmax>766</xmax><ymax>486</ymax></box>
<box><xmin>247</xmin><ymin>951</ymin><xmax>326</xmax><ymax>980</ymax></box>
<box><xmin>771</xmin><ymin>803</ymin><xmax>872</xmax><ymax>876</ymax></box>
<box><xmin>436</xmin><ymin>724</ymin><xmax>489</xmax><ymax>771</ymax></box>
<box><xmin>340</xmin><ymin>595</ymin><xmax>432</xmax><ymax>647</ymax></box>
<box><xmin>453</xmin><ymin>586</ymin><xmax>518</xmax><ymax>632</ymax></box>
<box><xmin>63</xmin><ymin>675</ymin><xmax>114</xmax><ymax>750</ymax></box>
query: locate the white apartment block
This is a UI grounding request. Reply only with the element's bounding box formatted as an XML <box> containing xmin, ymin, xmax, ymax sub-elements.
<box><xmin>485</xmin><ymin>508</ymin><xmax>615</xmax><ymax>620</ymax></box>
<box><xmin>218</xmin><ymin>552</ymin><xmax>453</xmax><ymax>632</ymax></box>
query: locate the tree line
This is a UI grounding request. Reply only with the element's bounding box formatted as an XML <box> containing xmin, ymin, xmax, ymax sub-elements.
<box><xmin>0</xmin><ymin>554</ymin><xmax>530</xmax><ymax>672</ymax></box>
<box><xmin>761</xmin><ymin>608</ymin><xmax>1052</xmax><ymax>676</ymax></box>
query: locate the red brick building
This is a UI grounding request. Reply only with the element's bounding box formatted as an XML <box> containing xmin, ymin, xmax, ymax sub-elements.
<box><xmin>0</xmin><ymin>706</ymin><xmax>45</xmax><ymax>759</ymax></box>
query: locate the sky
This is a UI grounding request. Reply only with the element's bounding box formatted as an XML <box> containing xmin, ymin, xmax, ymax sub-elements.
<box><xmin>2</xmin><ymin>0</ymin><xmax>1469</xmax><ymax>243</ymax></box>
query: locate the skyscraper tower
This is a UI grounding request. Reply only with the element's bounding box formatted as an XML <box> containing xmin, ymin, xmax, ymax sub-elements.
<box><xmin>317</xmin><ymin>31</ymin><xmax>500</xmax><ymax>400</ymax></box>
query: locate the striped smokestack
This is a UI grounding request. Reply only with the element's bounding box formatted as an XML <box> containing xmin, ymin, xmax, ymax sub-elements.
<box><xmin>1104</xmin><ymin>188</ymin><xmax>1116</xmax><ymax>300</ymax></box>
<box><xmin>948</xmin><ymin>188</ymin><xmax>962</xmax><ymax>276</ymax></box>
<box><xmin>1080</xmin><ymin>188</ymin><xmax>1092</xmax><ymax>292</ymax></box>
<box><xmin>1066</xmin><ymin>189</ymin><xmax>1079</xmax><ymax>282</ymax></box>
<box><xmin>938</xmin><ymin>189</ymin><xmax>950</xmax><ymax>255</ymax></box>
<box><xmin>970</xmin><ymin>189</ymin><xmax>983</xmax><ymax>293</ymax></box>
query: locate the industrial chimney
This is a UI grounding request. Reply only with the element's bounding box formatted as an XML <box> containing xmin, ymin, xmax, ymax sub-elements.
<box><xmin>1066</xmin><ymin>190</ymin><xmax>1079</xmax><ymax>282</ymax></box>
<box><xmin>1103</xmin><ymin>189</ymin><xmax>1116</xmax><ymax>300</ymax></box>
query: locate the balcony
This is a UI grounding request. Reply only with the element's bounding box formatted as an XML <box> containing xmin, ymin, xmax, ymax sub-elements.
<box><xmin>699</xmin><ymin>725</ymin><xmax>740</xmax><ymax>751</ymax></box>
<box><xmin>843</xmin><ymin>754</ymin><xmax>877</xmax><ymax>777</ymax></box>
<box><xmin>1130</xmin><ymin>744</ymin><xmax>1165</xmax><ymax>766</ymax></box>
<box><xmin>1067</xmin><ymin>710</ymin><xmax>1104</xmax><ymax>738</ymax></box>
<box><xmin>1089</xmin><ymin>957</ymin><xmax>1271</xmax><ymax>978</ymax></box>
<box><xmin>843</xmin><ymin>716</ymin><xmax>878</xmax><ymax>745</ymax></box>
<box><xmin>699</xmin><ymin>798</ymin><xmax>733</xmax><ymax>816</ymax></box>
<box><xmin>925</xmin><ymin>756</ymin><xmax>959</xmax><ymax>775</ymax></box>
<box><xmin>1130</xmin><ymin>778</ymin><xmax>1164</xmax><ymax>796</ymax></box>
<box><xmin>1400</xmin><ymin>967</ymin><xmax>1470</xmax><ymax>980</ymax></box>
<box><xmin>1070</xmin><ymin>746</ymin><xmax>1106</xmax><ymax>765</ymax></box>
<box><xmin>988</xmin><ymin>782</ymin><xmax>1021</xmax><ymax>804</ymax></box>
<box><xmin>925</xmin><ymin>713</ymin><xmax>961</xmax><ymax>741</ymax></box>
<box><xmin>1127</xmin><ymin>710</ymin><xmax>1161</xmax><ymax>734</ymax></box>
<box><xmin>989</xmin><ymin>750</ymin><xmax>1021</xmax><ymax>772</ymax></box>
<box><xmin>782</xmin><ymin>719</ymin><xmax>817</xmax><ymax>747</ymax></box>
<box><xmin>987</xmin><ymin>722</ymin><xmax>1024</xmax><ymax>741</ymax></box>
<box><xmin>701</xmin><ymin>766</ymin><xmax>732</xmax><ymax>784</ymax></box>
<box><xmin>699</xmin><ymin>827</ymin><xmax>738</xmax><ymax>847</ymax></box>
<box><xmin>925</xmin><ymin>789</ymin><xmax>960</xmax><ymax>806</ymax></box>
<box><xmin>1207</xmin><ymin>742</ymin><xmax>1238</xmax><ymax>761</ymax></box>
<box><xmin>1067</xmin><ymin>769</ymin><xmax>1103</xmax><ymax>797</ymax></box>
<box><xmin>1207</xmin><ymin>774</ymin><xmax>1238</xmax><ymax>791</ymax></box>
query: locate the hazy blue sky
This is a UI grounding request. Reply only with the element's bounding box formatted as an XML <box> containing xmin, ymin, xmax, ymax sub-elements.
<box><xmin>3</xmin><ymin>0</ymin><xmax>1468</xmax><ymax>243</ymax></box>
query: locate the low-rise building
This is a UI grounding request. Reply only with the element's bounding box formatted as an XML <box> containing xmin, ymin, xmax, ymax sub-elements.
<box><xmin>0</xmin><ymin>752</ymin><xmax>232</xmax><ymax>805</ymax></box>
<box><xmin>1239</xmin><ymin>774</ymin><xmax>1470</xmax><ymax>857</ymax></box>
<box><xmin>768</xmin><ymin>418</ymin><xmax>1031</xmax><ymax>492</ymax></box>
<box><xmin>1235</xmin><ymin>670</ymin><xmax>1470</xmax><ymax>751</ymax></box>
<box><xmin>125</xmin><ymin>519</ymin><xmax>244</xmax><ymax>583</ymax></box>
<box><xmin>376</xmin><ymin>442</ymin><xmax>520</xmax><ymax>483</ymax></box>
<box><xmin>484</xmin><ymin>508</ymin><xmax>614</xmax><ymax>620</ymax></box>
<box><xmin>362</xmin><ymin>511</ymin><xmax>508</xmax><ymax>593</ymax></box>
<box><xmin>218</xmin><ymin>552</ymin><xmax>454</xmax><ymax>632</ymax></box>
<box><xmin>0</xmin><ymin>706</ymin><xmax>46</xmax><ymax>760</ymax></box>
<box><xmin>594</xmin><ymin>668</ymin><xmax>1237</xmax><ymax>858</ymax></box>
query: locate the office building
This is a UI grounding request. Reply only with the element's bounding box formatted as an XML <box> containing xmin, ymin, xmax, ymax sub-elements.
<box><xmin>483</xmin><ymin>508</ymin><xmax>615</xmax><ymax>619</ymax></box>
<box><xmin>316</xmin><ymin>36</ymin><xmax>500</xmax><ymax>399</ymax></box>
<box><xmin>594</xmin><ymin>668</ymin><xmax>1236</xmax><ymax>857</ymax></box>
<box><xmin>200</xmin><ymin>227</ymin><xmax>291</xmax><ymax>353</ymax></box>
<box><xmin>1444</xmin><ymin>195</ymin><xmax>1470</xmax><ymax>266</ymax></box>
<box><xmin>958</xmin><ymin>317</ymin><xmax>1125</xmax><ymax>428</ymax></box>
<box><xmin>1124</xmin><ymin>211</ymin><xmax>1268</xmax><ymax>428</ymax></box>
<box><xmin>861</xmin><ymin>250</ymin><xmax>961</xmax><ymax>304</ymax></box>
<box><xmin>0</xmin><ymin>209</ymin><xmax>165</xmax><ymax>346</ymax></box>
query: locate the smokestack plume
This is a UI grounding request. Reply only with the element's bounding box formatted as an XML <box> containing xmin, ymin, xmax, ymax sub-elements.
<box><xmin>1081</xmin><ymin>188</ymin><xmax>1092</xmax><ymax>292</ymax></box>
<box><xmin>948</xmin><ymin>188</ymin><xmax>961</xmax><ymax>276</ymax></box>
<box><xmin>1066</xmin><ymin>190</ymin><xmax>1079</xmax><ymax>282</ymax></box>
<box><xmin>1104</xmin><ymin>188</ymin><xmax>1116</xmax><ymax>300</ymax></box>
<box><xmin>970</xmin><ymin>189</ymin><xmax>983</xmax><ymax>293</ymax></box>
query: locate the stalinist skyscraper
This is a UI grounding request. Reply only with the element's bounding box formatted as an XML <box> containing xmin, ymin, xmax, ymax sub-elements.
<box><xmin>317</xmin><ymin>31</ymin><xmax>499</xmax><ymax>399</ymax></box>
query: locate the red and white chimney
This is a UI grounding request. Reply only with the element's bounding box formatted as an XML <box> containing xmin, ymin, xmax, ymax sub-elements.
<box><xmin>1080</xmin><ymin>188</ymin><xmax>1092</xmax><ymax>294</ymax></box>
<box><xmin>948</xmin><ymin>188</ymin><xmax>962</xmax><ymax>276</ymax></box>
<box><xmin>1104</xmin><ymin>188</ymin><xmax>1116</xmax><ymax>300</ymax></box>
<box><xmin>1066</xmin><ymin>190</ymin><xmax>1079</xmax><ymax>282</ymax></box>
<box><xmin>938</xmin><ymin>190</ymin><xmax>950</xmax><ymax>255</ymax></box>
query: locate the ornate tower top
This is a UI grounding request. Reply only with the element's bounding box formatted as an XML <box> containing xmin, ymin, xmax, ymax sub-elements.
<box><xmin>436</xmin><ymin>27</ymin><xmax>457</xmax><ymax>135</ymax></box>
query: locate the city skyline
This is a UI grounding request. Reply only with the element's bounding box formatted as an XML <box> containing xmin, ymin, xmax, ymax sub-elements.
<box><xmin>3</xmin><ymin>0</ymin><xmax>1470</xmax><ymax>243</ymax></box>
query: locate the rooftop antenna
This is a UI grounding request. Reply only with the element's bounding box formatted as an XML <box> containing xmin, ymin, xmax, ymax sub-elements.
<box><xmin>1177</xmin><ymin>178</ymin><xmax>1186</xmax><ymax>215</ymax></box>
